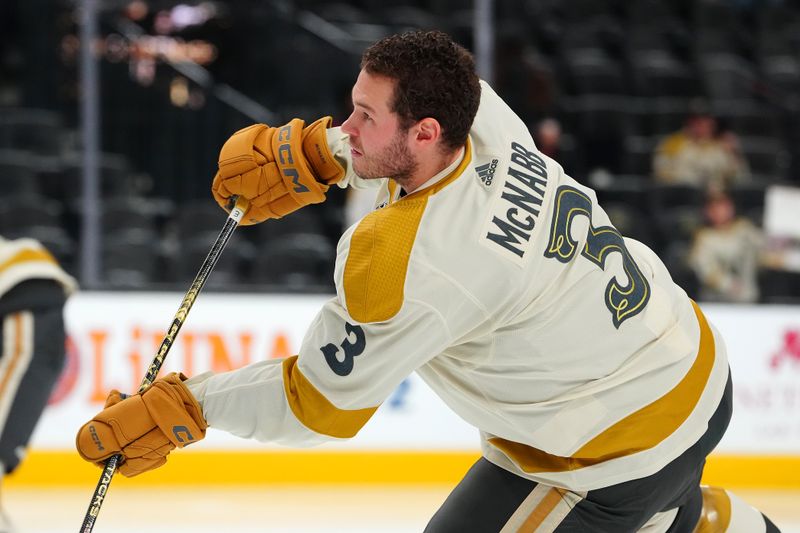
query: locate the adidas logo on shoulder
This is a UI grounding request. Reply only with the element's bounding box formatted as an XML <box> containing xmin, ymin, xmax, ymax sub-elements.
<box><xmin>475</xmin><ymin>159</ymin><xmax>499</xmax><ymax>187</ymax></box>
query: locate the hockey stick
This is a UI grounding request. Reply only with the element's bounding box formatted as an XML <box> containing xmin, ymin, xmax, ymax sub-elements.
<box><xmin>79</xmin><ymin>196</ymin><xmax>249</xmax><ymax>533</ymax></box>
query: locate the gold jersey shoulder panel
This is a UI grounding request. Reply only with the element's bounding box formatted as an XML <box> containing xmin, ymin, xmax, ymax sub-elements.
<box><xmin>343</xmin><ymin>140</ymin><xmax>473</xmax><ymax>323</ymax></box>
<box><xmin>343</xmin><ymin>195</ymin><xmax>429</xmax><ymax>323</ymax></box>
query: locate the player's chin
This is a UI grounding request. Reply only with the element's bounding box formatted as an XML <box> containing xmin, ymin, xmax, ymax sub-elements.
<box><xmin>352</xmin><ymin>163</ymin><xmax>381</xmax><ymax>181</ymax></box>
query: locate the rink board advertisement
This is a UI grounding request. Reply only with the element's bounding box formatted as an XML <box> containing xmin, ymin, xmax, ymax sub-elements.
<box><xmin>31</xmin><ymin>294</ymin><xmax>800</xmax><ymax>456</ymax></box>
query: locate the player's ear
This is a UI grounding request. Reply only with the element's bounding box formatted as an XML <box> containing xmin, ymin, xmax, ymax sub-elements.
<box><xmin>414</xmin><ymin>117</ymin><xmax>442</xmax><ymax>145</ymax></box>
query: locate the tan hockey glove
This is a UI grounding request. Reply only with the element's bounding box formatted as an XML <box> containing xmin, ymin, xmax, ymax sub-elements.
<box><xmin>75</xmin><ymin>372</ymin><xmax>207</xmax><ymax>477</ymax></box>
<box><xmin>212</xmin><ymin>116</ymin><xmax>345</xmax><ymax>225</ymax></box>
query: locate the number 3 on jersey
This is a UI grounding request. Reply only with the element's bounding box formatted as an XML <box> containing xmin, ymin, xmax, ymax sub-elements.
<box><xmin>321</xmin><ymin>322</ymin><xmax>366</xmax><ymax>376</ymax></box>
<box><xmin>544</xmin><ymin>186</ymin><xmax>650</xmax><ymax>328</ymax></box>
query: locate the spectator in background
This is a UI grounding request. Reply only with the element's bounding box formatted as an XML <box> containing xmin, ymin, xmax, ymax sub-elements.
<box><xmin>653</xmin><ymin>103</ymin><xmax>750</xmax><ymax>189</ymax></box>
<box><xmin>689</xmin><ymin>189</ymin><xmax>763</xmax><ymax>303</ymax></box>
<box><xmin>531</xmin><ymin>117</ymin><xmax>581</xmax><ymax>176</ymax></box>
<box><xmin>493</xmin><ymin>24</ymin><xmax>558</xmax><ymax>125</ymax></box>
<box><xmin>532</xmin><ymin>117</ymin><xmax>561</xmax><ymax>159</ymax></box>
<box><xmin>0</xmin><ymin>236</ymin><xmax>76</xmax><ymax>530</ymax></box>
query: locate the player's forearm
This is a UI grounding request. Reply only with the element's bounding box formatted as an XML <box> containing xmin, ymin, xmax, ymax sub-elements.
<box><xmin>185</xmin><ymin>359</ymin><xmax>333</xmax><ymax>446</ymax></box>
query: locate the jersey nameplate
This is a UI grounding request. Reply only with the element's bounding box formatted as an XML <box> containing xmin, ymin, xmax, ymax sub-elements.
<box><xmin>484</xmin><ymin>142</ymin><xmax>549</xmax><ymax>260</ymax></box>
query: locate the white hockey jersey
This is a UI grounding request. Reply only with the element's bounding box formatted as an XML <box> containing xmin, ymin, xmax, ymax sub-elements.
<box><xmin>187</xmin><ymin>81</ymin><xmax>730</xmax><ymax>491</ymax></box>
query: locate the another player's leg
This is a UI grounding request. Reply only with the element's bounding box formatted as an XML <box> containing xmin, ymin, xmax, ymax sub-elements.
<box><xmin>0</xmin><ymin>285</ymin><xmax>67</xmax><ymax>474</ymax></box>
<box><xmin>0</xmin><ymin>281</ymin><xmax>67</xmax><ymax>532</ymax></box>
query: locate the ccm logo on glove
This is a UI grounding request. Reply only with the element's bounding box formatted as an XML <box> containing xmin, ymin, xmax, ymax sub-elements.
<box><xmin>88</xmin><ymin>425</ymin><xmax>105</xmax><ymax>452</ymax></box>
<box><xmin>172</xmin><ymin>425</ymin><xmax>195</xmax><ymax>443</ymax></box>
<box><xmin>277</xmin><ymin>123</ymin><xmax>308</xmax><ymax>193</ymax></box>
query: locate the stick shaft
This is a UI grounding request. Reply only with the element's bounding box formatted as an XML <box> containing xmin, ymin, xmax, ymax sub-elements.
<box><xmin>79</xmin><ymin>198</ymin><xmax>248</xmax><ymax>532</ymax></box>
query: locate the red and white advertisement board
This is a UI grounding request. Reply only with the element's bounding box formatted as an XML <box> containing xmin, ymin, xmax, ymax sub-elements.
<box><xmin>702</xmin><ymin>304</ymin><xmax>800</xmax><ymax>454</ymax></box>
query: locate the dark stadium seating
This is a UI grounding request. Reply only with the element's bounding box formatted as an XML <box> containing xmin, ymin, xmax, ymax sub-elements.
<box><xmin>168</xmin><ymin>199</ymin><xmax>226</xmax><ymax>243</ymax></box>
<box><xmin>0</xmin><ymin>194</ymin><xmax>63</xmax><ymax>233</ymax></box>
<box><xmin>636</xmin><ymin>98</ymin><xmax>691</xmax><ymax>138</ymax></box>
<box><xmin>629</xmin><ymin>53</ymin><xmax>697</xmax><ymax>99</ymax></box>
<box><xmin>169</xmin><ymin>233</ymin><xmax>254</xmax><ymax>289</ymax></box>
<box><xmin>59</xmin><ymin>151</ymin><xmax>134</xmax><ymax>201</ymax></box>
<box><xmin>1</xmin><ymin>0</ymin><xmax>798</xmax><ymax>298</ymax></box>
<box><xmin>739</xmin><ymin>137</ymin><xmax>792</xmax><ymax>181</ymax></box>
<box><xmin>0</xmin><ymin>108</ymin><xmax>65</xmax><ymax>155</ymax></box>
<box><xmin>102</xmin><ymin>237</ymin><xmax>160</xmax><ymax>287</ymax></box>
<box><xmin>251</xmin><ymin>234</ymin><xmax>335</xmax><ymax>290</ymax></box>
<box><xmin>0</xmin><ymin>149</ymin><xmax>42</xmax><ymax>197</ymax></box>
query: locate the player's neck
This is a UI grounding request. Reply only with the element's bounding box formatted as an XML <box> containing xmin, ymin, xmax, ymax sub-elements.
<box><xmin>401</xmin><ymin>145</ymin><xmax>463</xmax><ymax>195</ymax></box>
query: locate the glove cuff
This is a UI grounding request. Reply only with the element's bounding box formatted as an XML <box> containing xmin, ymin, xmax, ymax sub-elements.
<box><xmin>145</xmin><ymin>373</ymin><xmax>208</xmax><ymax>448</ymax></box>
<box><xmin>303</xmin><ymin>116</ymin><xmax>345</xmax><ymax>185</ymax></box>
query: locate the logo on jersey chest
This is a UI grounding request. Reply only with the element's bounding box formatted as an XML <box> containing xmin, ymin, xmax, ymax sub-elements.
<box><xmin>484</xmin><ymin>142</ymin><xmax>549</xmax><ymax>259</ymax></box>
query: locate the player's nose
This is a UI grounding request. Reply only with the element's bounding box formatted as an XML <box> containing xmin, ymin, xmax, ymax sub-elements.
<box><xmin>341</xmin><ymin>113</ymin><xmax>357</xmax><ymax>137</ymax></box>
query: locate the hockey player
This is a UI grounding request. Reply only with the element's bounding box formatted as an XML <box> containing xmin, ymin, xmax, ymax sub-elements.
<box><xmin>77</xmin><ymin>31</ymin><xmax>780</xmax><ymax>532</ymax></box>
<box><xmin>1</xmin><ymin>236</ymin><xmax>76</xmax><ymax>531</ymax></box>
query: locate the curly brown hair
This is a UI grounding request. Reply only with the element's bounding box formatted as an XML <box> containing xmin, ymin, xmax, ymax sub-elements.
<box><xmin>361</xmin><ymin>30</ymin><xmax>481</xmax><ymax>152</ymax></box>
